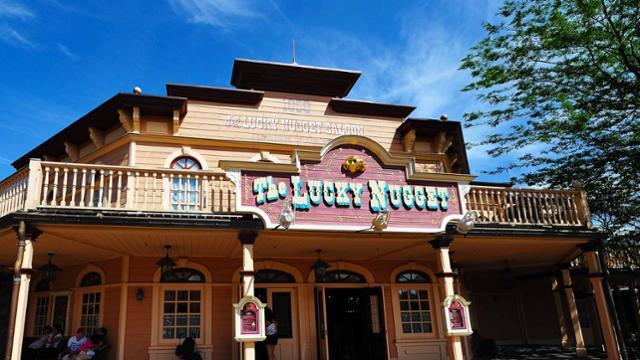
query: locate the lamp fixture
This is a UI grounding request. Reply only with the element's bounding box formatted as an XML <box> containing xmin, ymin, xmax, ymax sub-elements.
<box><xmin>372</xmin><ymin>209</ymin><xmax>390</xmax><ymax>232</ymax></box>
<box><xmin>455</xmin><ymin>211</ymin><xmax>476</xmax><ymax>235</ymax></box>
<box><xmin>311</xmin><ymin>249</ymin><xmax>330</xmax><ymax>283</ymax></box>
<box><xmin>502</xmin><ymin>260</ymin><xmax>515</xmax><ymax>289</ymax></box>
<box><xmin>275</xmin><ymin>198</ymin><xmax>295</xmax><ymax>230</ymax></box>
<box><xmin>39</xmin><ymin>253</ymin><xmax>62</xmax><ymax>282</ymax></box>
<box><xmin>136</xmin><ymin>288</ymin><xmax>144</xmax><ymax>301</ymax></box>
<box><xmin>156</xmin><ymin>245</ymin><xmax>176</xmax><ymax>277</ymax></box>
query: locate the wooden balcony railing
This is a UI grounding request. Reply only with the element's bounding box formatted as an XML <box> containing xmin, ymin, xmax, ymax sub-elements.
<box><xmin>0</xmin><ymin>160</ymin><xmax>592</xmax><ymax>229</ymax></box>
<box><xmin>465</xmin><ymin>186</ymin><xmax>591</xmax><ymax>227</ymax></box>
<box><xmin>0</xmin><ymin>159</ymin><xmax>236</xmax><ymax>217</ymax></box>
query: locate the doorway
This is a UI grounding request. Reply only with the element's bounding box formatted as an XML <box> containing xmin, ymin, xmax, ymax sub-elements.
<box><xmin>254</xmin><ymin>287</ymin><xmax>299</xmax><ymax>360</ymax></box>
<box><xmin>316</xmin><ymin>287</ymin><xmax>387</xmax><ymax>360</ymax></box>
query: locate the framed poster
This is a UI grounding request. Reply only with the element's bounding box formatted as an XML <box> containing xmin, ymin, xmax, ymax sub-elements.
<box><xmin>233</xmin><ymin>295</ymin><xmax>266</xmax><ymax>342</ymax></box>
<box><xmin>442</xmin><ymin>295</ymin><xmax>473</xmax><ymax>336</ymax></box>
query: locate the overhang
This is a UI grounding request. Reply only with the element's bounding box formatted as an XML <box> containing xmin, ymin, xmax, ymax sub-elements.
<box><xmin>166</xmin><ymin>83</ymin><xmax>264</xmax><ymax>105</ymax></box>
<box><xmin>328</xmin><ymin>98</ymin><xmax>415</xmax><ymax>118</ymax></box>
<box><xmin>12</xmin><ymin>93</ymin><xmax>187</xmax><ymax>169</ymax></box>
<box><xmin>231</xmin><ymin>58</ymin><xmax>361</xmax><ymax>98</ymax></box>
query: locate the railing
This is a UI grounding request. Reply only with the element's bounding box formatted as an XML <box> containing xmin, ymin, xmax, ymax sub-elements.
<box><xmin>0</xmin><ymin>160</ymin><xmax>236</xmax><ymax>216</ymax></box>
<box><xmin>465</xmin><ymin>186</ymin><xmax>590</xmax><ymax>227</ymax></box>
<box><xmin>0</xmin><ymin>168</ymin><xmax>29</xmax><ymax>217</ymax></box>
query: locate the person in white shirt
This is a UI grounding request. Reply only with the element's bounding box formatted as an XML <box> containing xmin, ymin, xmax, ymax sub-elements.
<box><xmin>63</xmin><ymin>327</ymin><xmax>88</xmax><ymax>357</ymax></box>
<box><xmin>264</xmin><ymin>308</ymin><xmax>278</xmax><ymax>360</ymax></box>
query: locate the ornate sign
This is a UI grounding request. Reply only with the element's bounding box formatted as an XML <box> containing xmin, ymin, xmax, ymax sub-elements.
<box><xmin>233</xmin><ymin>295</ymin><xmax>266</xmax><ymax>342</ymax></box>
<box><xmin>442</xmin><ymin>295</ymin><xmax>473</xmax><ymax>336</ymax></box>
<box><xmin>233</xmin><ymin>142</ymin><xmax>464</xmax><ymax>233</ymax></box>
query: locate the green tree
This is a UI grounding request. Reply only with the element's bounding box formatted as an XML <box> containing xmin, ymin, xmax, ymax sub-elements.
<box><xmin>461</xmin><ymin>0</ymin><xmax>640</xmax><ymax>268</ymax></box>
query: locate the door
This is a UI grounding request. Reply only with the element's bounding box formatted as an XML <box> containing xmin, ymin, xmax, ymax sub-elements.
<box><xmin>254</xmin><ymin>287</ymin><xmax>299</xmax><ymax>360</ymax></box>
<box><xmin>315</xmin><ymin>287</ymin><xmax>329</xmax><ymax>360</ymax></box>
<box><xmin>51</xmin><ymin>294</ymin><xmax>70</xmax><ymax>335</ymax></box>
<box><xmin>324</xmin><ymin>288</ymin><xmax>387</xmax><ymax>360</ymax></box>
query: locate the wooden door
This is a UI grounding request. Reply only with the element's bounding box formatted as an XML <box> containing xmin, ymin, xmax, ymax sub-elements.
<box><xmin>255</xmin><ymin>287</ymin><xmax>300</xmax><ymax>360</ymax></box>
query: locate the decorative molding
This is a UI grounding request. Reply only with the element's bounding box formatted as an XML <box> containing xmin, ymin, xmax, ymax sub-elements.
<box><xmin>163</xmin><ymin>147</ymin><xmax>209</xmax><ymax>170</ymax></box>
<box><xmin>88</xmin><ymin>127</ymin><xmax>105</xmax><ymax>148</ymax></box>
<box><xmin>117</xmin><ymin>109</ymin><xmax>132</xmax><ymax>132</ymax></box>
<box><xmin>389</xmin><ymin>263</ymin><xmax>437</xmax><ymax>284</ymax></box>
<box><xmin>172</xmin><ymin>110</ymin><xmax>180</xmax><ymax>135</ymax></box>
<box><xmin>63</xmin><ymin>142</ymin><xmax>79</xmax><ymax>161</ymax></box>
<box><xmin>75</xmin><ymin>264</ymin><xmax>106</xmax><ymax>287</ymax></box>
<box><xmin>238</xmin><ymin>230</ymin><xmax>258</xmax><ymax>245</ymax></box>
<box><xmin>306</xmin><ymin>261</ymin><xmax>375</xmax><ymax>283</ymax></box>
<box><xmin>428</xmin><ymin>236</ymin><xmax>454</xmax><ymax>250</ymax></box>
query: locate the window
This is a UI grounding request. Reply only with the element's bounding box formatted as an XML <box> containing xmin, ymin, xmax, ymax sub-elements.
<box><xmin>80</xmin><ymin>292</ymin><xmax>101</xmax><ymax>335</ymax></box>
<box><xmin>171</xmin><ymin>156</ymin><xmax>202</xmax><ymax>211</ymax></box>
<box><xmin>33</xmin><ymin>296</ymin><xmax>49</xmax><ymax>335</ymax></box>
<box><xmin>80</xmin><ymin>272</ymin><xmax>103</xmax><ymax>287</ymax></box>
<box><xmin>255</xmin><ymin>269</ymin><xmax>295</xmax><ymax>283</ymax></box>
<box><xmin>396</xmin><ymin>271</ymin><xmax>431</xmax><ymax>283</ymax></box>
<box><xmin>323</xmin><ymin>270</ymin><xmax>366</xmax><ymax>283</ymax></box>
<box><xmin>161</xmin><ymin>268</ymin><xmax>205</xmax><ymax>283</ymax></box>
<box><xmin>398</xmin><ymin>289</ymin><xmax>432</xmax><ymax>334</ymax></box>
<box><xmin>162</xmin><ymin>290</ymin><xmax>201</xmax><ymax>339</ymax></box>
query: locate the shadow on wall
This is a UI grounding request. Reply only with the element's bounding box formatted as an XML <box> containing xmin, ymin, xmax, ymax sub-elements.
<box><xmin>0</xmin><ymin>271</ymin><xmax>13</xmax><ymax>359</ymax></box>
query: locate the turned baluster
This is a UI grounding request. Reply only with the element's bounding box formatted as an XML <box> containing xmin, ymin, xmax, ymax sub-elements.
<box><xmin>115</xmin><ymin>171</ymin><xmax>123</xmax><ymax>209</ymax></box>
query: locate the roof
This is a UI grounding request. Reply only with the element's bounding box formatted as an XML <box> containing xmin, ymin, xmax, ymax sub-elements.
<box><xmin>329</xmin><ymin>98</ymin><xmax>415</xmax><ymax>119</ymax></box>
<box><xmin>166</xmin><ymin>83</ymin><xmax>264</xmax><ymax>105</ymax></box>
<box><xmin>231</xmin><ymin>58</ymin><xmax>361</xmax><ymax>97</ymax></box>
<box><xmin>12</xmin><ymin>93</ymin><xmax>187</xmax><ymax>169</ymax></box>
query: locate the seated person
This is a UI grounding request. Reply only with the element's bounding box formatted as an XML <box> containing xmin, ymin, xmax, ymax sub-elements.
<box><xmin>23</xmin><ymin>325</ymin><xmax>52</xmax><ymax>360</ymax></box>
<box><xmin>59</xmin><ymin>328</ymin><xmax>87</xmax><ymax>359</ymax></box>
<box><xmin>36</xmin><ymin>324</ymin><xmax>64</xmax><ymax>359</ymax></box>
<box><xmin>175</xmin><ymin>337</ymin><xmax>201</xmax><ymax>360</ymax></box>
<box><xmin>63</xmin><ymin>333</ymin><xmax>108</xmax><ymax>360</ymax></box>
<box><xmin>93</xmin><ymin>328</ymin><xmax>110</xmax><ymax>353</ymax></box>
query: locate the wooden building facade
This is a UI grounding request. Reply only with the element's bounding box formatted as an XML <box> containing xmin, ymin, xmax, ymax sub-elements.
<box><xmin>0</xmin><ymin>59</ymin><xmax>626</xmax><ymax>360</ymax></box>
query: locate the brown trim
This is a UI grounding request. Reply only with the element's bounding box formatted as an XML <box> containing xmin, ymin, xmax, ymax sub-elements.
<box><xmin>328</xmin><ymin>98</ymin><xmax>415</xmax><ymax>119</ymax></box>
<box><xmin>578</xmin><ymin>241</ymin><xmax>602</xmax><ymax>252</ymax></box>
<box><xmin>239</xmin><ymin>270</ymin><xmax>256</xmax><ymax>276</ymax></box>
<box><xmin>166</xmin><ymin>83</ymin><xmax>264</xmax><ymax>105</ymax></box>
<box><xmin>20</xmin><ymin>268</ymin><xmax>37</xmax><ymax>275</ymax></box>
<box><xmin>470</xmin><ymin>180</ymin><xmax>514</xmax><ymax>188</ymax></box>
<box><xmin>231</xmin><ymin>58</ymin><xmax>361</xmax><ymax>97</ymax></box>
<box><xmin>588</xmin><ymin>272</ymin><xmax>604</xmax><ymax>278</ymax></box>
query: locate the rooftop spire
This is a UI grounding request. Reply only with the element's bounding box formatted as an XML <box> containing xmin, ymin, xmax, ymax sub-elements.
<box><xmin>292</xmin><ymin>39</ymin><xmax>297</xmax><ymax>64</ymax></box>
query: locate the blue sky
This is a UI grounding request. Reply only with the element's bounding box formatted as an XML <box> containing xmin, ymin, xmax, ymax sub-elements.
<box><xmin>0</xmin><ymin>0</ymin><xmax>515</xmax><ymax>181</ymax></box>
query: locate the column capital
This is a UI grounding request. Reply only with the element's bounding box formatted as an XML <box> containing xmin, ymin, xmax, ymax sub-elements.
<box><xmin>428</xmin><ymin>236</ymin><xmax>453</xmax><ymax>249</ymax></box>
<box><xmin>577</xmin><ymin>241</ymin><xmax>601</xmax><ymax>253</ymax></box>
<box><xmin>13</xmin><ymin>222</ymin><xmax>41</xmax><ymax>243</ymax></box>
<box><xmin>238</xmin><ymin>230</ymin><xmax>258</xmax><ymax>245</ymax></box>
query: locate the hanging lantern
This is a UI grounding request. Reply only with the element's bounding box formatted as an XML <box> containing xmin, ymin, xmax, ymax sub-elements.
<box><xmin>502</xmin><ymin>260</ymin><xmax>515</xmax><ymax>289</ymax></box>
<box><xmin>39</xmin><ymin>253</ymin><xmax>61</xmax><ymax>282</ymax></box>
<box><xmin>311</xmin><ymin>249</ymin><xmax>330</xmax><ymax>283</ymax></box>
<box><xmin>156</xmin><ymin>245</ymin><xmax>176</xmax><ymax>277</ymax></box>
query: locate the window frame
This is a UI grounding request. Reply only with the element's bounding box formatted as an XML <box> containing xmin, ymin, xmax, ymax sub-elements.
<box><xmin>169</xmin><ymin>156</ymin><xmax>203</xmax><ymax>211</ymax></box>
<box><xmin>75</xmin><ymin>287</ymin><xmax>104</xmax><ymax>336</ymax></box>
<box><xmin>390</xmin><ymin>266</ymin><xmax>439</xmax><ymax>340</ymax></box>
<box><xmin>156</xmin><ymin>283</ymin><xmax>208</xmax><ymax>346</ymax></box>
<box><xmin>29</xmin><ymin>290</ymin><xmax>72</xmax><ymax>337</ymax></box>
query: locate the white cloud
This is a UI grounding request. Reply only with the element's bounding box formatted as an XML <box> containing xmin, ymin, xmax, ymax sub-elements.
<box><xmin>0</xmin><ymin>24</ymin><xmax>35</xmax><ymax>48</ymax></box>
<box><xmin>0</xmin><ymin>0</ymin><xmax>34</xmax><ymax>19</ymax></box>
<box><xmin>57</xmin><ymin>43</ymin><xmax>79</xmax><ymax>61</ymax></box>
<box><xmin>167</xmin><ymin>0</ymin><xmax>260</xmax><ymax>28</ymax></box>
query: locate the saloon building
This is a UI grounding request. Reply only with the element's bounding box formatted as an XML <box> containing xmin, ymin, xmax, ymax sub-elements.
<box><xmin>0</xmin><ymin>59</ymin><xmax>626</xmax><ymax>360</ymax></box>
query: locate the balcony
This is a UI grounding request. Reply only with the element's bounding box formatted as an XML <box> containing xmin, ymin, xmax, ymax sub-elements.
<box><xmin>0</xmin><ymin>159</ymin><xmax>236</xmax><ymax>218</ymax></box>
<box><xmin>0</xmin><ymin>160</ymin><xmax>592</xmax><ymax>228</ymax></box>
<box><xmin>464</xmin><ymin>186</ymin><xmax>591</xmax><ymax>227</ymax></box>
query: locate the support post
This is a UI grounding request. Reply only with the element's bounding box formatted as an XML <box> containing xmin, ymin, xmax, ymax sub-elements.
<box><xmin>550</xmin><ymin>274</ymin><xmax>570</xmax><ymax>349</ymax></box>
<box><xmin>428</xmin><ymin>236</ymin><xmax>464</xmax><ymax>360</ymax></box>
<box><xmin>560</xmin><ymin>267</ymin><xmax>588</xmax><ymax>356</ymax></box>
<box><xmin>239</xmin><ymin>231</ymin><xmax>258</xmax><ymax>360</ymax></box>
<box><xmin>579</xmin><ymin>244</ymin><xmax>623</xmax><ymax>360</ymax></box>
<box><xmin>9</xmin><ymin>223</ymin><xmax>40</xmax><ymax>360</ymax></box>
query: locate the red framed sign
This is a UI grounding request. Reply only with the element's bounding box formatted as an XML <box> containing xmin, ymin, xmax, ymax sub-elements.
<box><xmin>233</xmin><ymin>295</ymin><xmax>266</xmax><ymax>342</ymax></box>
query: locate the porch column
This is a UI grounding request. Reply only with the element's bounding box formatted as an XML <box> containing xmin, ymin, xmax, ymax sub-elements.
<box><xmin>428</xmin><ymin>236</ymin><xmax>463</xmax><ymax>360</ymax></box>
<box><xmin>9</xmin><ymin>222</ymin><xmax>40</xmax><ymax>360</ymax></box>
<box><xmin>239</xmin><ymin>230</ymin><xmax>258</xmax><ymax>360</ymax></box>
<box><xmin>580</xmin><ymin>244</ymin><xmax>622</xmax><ymax>360</ymax></box>
<box><xmin>551</xmin><ymin>274</ymin><xmax>570</xmax><ymax>349</ymax></box>
<box><xmin>560</xmin><ymin>267</ymin><xmax>587</xmax><ymax>356</ymax></box>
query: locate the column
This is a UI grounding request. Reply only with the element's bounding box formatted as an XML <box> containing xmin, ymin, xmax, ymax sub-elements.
<box><xmin>580</xmin><ymin>244</ymin><xmax>622</xmax><ymax>360</ymax></box>
<box><xmin>551</xmin><ymin>274</ymin><xmax>570</xmax><ymax>349</ymax></box>
<box><xmin>560</xmin><ymin>267</ymin><xmax>587</xmax><ymax>356</ymax></box>
<box><xmin>10</xmin><ymin>223</ymin><xmax>40</xmax><ymax>360</ymax></box>
<box><xmin>239</xmin><ymin>230</ymin><xmax>258</xmax><ymax>360</ymax></box>
<box><xmin>428</xmin><ymin>236</ymin><xmax>464</xmax><ymax>360</ymax></box>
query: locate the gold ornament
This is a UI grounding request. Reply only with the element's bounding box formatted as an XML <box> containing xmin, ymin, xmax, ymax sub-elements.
<box><xmin>342</xmin><ymin>156</ymin><xmax>367</xmax><ymax>174</ymax></box>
